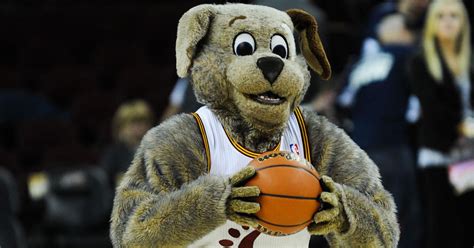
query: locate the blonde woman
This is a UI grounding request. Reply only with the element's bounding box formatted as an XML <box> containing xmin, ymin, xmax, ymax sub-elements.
<box><xmin>409</xmin><ymin>0</ymin><xmax>473</xmax><ymax>247</ymax></box>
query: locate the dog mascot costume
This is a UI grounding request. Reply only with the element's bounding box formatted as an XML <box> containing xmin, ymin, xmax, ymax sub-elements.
<box><xmin>110</xmin><ymin>4</ymin><xmax>399</xmax><ymax>248</ymax></box>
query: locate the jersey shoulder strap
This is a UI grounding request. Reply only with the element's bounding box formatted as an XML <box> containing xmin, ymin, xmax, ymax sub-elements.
<box><xmin>294</xmin><ymin>107</ymin><xmax>312</xmax><ymax>163</ymax></box>
<box><xmin>191</xmin><ymin>111</ymin><xmax>211</xmax><ymax>172</ymax></box>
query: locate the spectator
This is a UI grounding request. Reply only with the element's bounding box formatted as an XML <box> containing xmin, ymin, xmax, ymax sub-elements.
<box><xmin>408</xmin><ymin>0</ymin><xmax>473</xmax><ymax>247</ymax></box>
<box><xmin>337</xmin><ymin>3</ymin><xmax>424</xmax><ymax>248</ymax></box>
<box><xmin>362</xmin><ymin>0</ymin><xmax>429</xmax><ymax>57</ymax></box>
<box><xmin>101</xmin><ymin>100</ymin><xmax>155</xmax><ymax>186</ymax></box>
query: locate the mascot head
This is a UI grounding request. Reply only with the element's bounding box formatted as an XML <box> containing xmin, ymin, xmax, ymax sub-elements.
<box><xmin>176</xmin><ymin>3</ymin><xmax>331</xmax><ymax>132</ymax></box>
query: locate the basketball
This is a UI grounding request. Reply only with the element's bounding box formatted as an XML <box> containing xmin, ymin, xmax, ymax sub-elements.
<box><xmin>244</xmin><ymin>151</ymin><xmax>322</xmax><ymax>236</ymax></box>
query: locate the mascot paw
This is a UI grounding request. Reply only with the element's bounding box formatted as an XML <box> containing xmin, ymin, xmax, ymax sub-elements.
<box><xmin>308</xmin><ymin>175</ymin><xmax>349</xmax><ymax>235</ymax></box>
<box><xmin>226</xmin><ymin>166</ymin><xmax>260</xmax><ymax>228</ymax></box>
<box><xmin>229</xmin><ymin>166</ymin><xmax>256</xmax><ymax>186</ymax></box>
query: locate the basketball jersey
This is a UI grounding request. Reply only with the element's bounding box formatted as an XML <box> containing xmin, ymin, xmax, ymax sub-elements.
<box><xmin>189</xmin><ymin>106</ymin><xmax>312</xmax><ymax>248</ymax></box>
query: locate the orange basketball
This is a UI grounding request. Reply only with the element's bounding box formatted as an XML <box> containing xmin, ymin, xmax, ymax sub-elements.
<box><xmin>244</xmin><ymin>151</ymin><xmax>322</xmax><ymax>236</ymax></box>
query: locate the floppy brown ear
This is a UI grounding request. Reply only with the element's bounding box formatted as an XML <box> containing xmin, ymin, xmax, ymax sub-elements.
<box><xmin>287</xmin><ymin>9</ymin><xmax>331</xmax><ymax>80</ymax></box>
<box><xmin>176</xmin><ymin>5</ymin><xmax>215</xmax><ymax>78</ymax></box>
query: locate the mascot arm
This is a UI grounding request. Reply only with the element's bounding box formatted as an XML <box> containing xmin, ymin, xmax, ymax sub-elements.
<box><xmin>301</xmin><ymin>108</ymin><xmax>400</xmax><ymax>247</ymax></box>
<box><xmin>110</xmin><ymin>114</ymin><xmax>232</xmax><ymax>247</ymax></box>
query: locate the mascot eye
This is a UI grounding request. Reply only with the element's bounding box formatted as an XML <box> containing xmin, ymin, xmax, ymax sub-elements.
<box><xmin>270</xmin><ymin>34</ymin><xmax>288</xmax><ymax>59</ymax></box>
<box><xmin>233</xmin><ymin>33</ymin><xmax>256</xmax><ymax>56</ymax></box>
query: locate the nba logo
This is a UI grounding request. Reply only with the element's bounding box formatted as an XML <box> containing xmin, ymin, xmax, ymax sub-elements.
<box><xmin>290</xmin><ymin>143</ymin><xmax>300</xmax><ymax>155</ymax></box>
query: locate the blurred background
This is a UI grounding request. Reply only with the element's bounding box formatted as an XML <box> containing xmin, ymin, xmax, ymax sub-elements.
<box><xmin>0</xmin><ymin>0</ymin><xmax>473</xmax><ymax>247</ymax></box>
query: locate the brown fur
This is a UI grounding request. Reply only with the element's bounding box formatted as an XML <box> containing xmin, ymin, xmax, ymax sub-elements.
<box><xmin>110</xmin><ymin>3</ymin><xmax>399</xmax><ymax>247</ymax></box>
<box><xmin>287</xmin><ymin>9</ymin><xmax>331</xmax><ymax>80</ymax></box>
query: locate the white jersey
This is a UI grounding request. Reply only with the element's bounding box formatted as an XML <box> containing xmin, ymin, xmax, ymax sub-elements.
<box><xmin>189</xmin><ymin>106</ymin><xmax>312</xmax><ymax>248</ymax></box>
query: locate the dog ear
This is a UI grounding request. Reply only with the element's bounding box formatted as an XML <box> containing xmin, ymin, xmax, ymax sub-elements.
<box><xmin>286</xmin><ymin>9</ymin><xmax>331</xmax><ymax>80</ymax></box>
<box><xmin>176</xmin><ymin>5</ymin><xmax>215</xmax><ymax>78</ymax></box>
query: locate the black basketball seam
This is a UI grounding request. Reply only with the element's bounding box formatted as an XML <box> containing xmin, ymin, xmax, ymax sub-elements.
<box><xmin>255</xmin><ymin>164</ymin><xmax>320</xmax><ymax>180</ymax></box>
<box><xmin>256</xmin><ymin>217</ymin><xmax>313</xmax><ymax>227</ymax></box>
<box><xmin>259</xmin><ymin>193</ymin><xmax>319</xmax><ymax>200</ymax></box>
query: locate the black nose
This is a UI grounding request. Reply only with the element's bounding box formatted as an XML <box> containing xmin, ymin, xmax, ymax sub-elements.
<box><xmin>257</xmin><ymin>57</ymin><xmax>284</xmax><ymax>84</ymax></box>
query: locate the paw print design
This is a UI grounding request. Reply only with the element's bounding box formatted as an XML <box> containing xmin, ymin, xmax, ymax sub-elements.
<box><xmin>218</xmin><ymin>226</ymin><xmax>261</xmax><ymax>248</ymax></box>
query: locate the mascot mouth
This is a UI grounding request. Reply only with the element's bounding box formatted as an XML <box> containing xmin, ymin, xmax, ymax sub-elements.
<box><xmin>246</xmin><ymin>91</ymin><xmax>286</xmax><ymax>105</ymax></box>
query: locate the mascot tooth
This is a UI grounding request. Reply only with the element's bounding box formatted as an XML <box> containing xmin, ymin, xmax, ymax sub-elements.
<box><xmin>110</xmin><ymin>3</ymin><xmax>400</xmax><ymax>247</ymax></box>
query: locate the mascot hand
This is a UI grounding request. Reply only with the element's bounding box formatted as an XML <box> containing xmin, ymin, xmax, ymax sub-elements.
<box><xmin>308</xmin><ymin>175</ymin><xmax>349</xmax><ymax>235</ymax></box>
<box><xmin>226</xmin><ymin>166</ymin><xmax>260</xmax><ymax>228</ymax></box>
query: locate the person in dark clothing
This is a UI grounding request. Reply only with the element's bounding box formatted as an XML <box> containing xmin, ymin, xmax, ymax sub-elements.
<box><xmin>341</xmin><ymin>45</ymin><xmax>416</xmax><ymax>149</ymax></box>
<box><xmin>408</xmin><ymin>0</ymin><xmax>473</xmax><ymax>247</ymax></box>
<box><xmin>338</xmin><ymin>9</ymin><xmax>424</xmax><ymax>248</ymax></box>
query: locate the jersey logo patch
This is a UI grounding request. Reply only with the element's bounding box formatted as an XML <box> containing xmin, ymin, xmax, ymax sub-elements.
<box><xmin>290</xmin><ymin>143</ymin><xmax>300</xmax><ymax>155</ymax></box>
